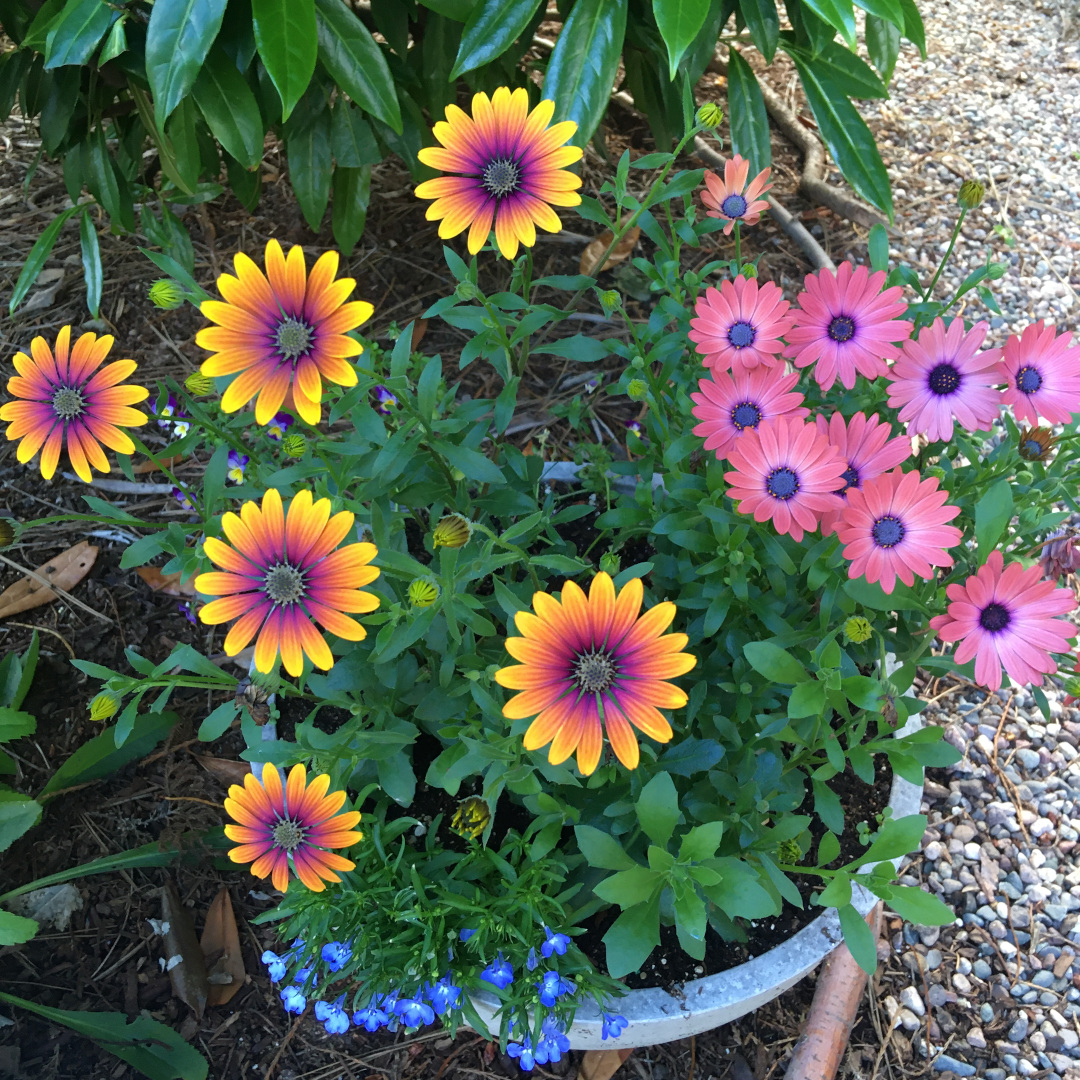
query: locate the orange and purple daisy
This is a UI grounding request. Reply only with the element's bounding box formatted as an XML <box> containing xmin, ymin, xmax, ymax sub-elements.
<box><xmin>195</xmin><ymin>488</ymin><xmax>380</xmax><ymax>676</ymax></box>
<box><xmin>691</xmin><ymin>367</ymin><xmax>809</xmax><ymax>461</ymax></box>
<box><xmin>995</xmin><ymin>321</ymin><xmax>1080</xmax><ymax>426</ymax></box>
<box><xmin>784</xmin><ymin>262</ymin><xmax>910</xmax><ymax>391</ymax></box>
<box><xmin>814</xmin><ymin>412</ymin><xmax>912</xmax><ymax>537</ymax></box>
<box><xmin>723</xmin><ymin>417</ymin><xmax>846</xmax><ymax>543</ymax></box>
<box><xmin>700</xmin><ymin>155</ymin><xmax>772</xmax><ymax>234</ymax></box>
<box><xmin>197</xmin><ymin>241</ymin><xmax>373</xmax><ymax>427</ymax></box>
<box><xmin>835</xmin><ymin>469</ymin><xmax>962</xmax><ymax>595</ymax></box>
<box><xmin>415</xmin><ymin>87</ymin><xmax>582</xmax><ymax>260</ymax></box>
<box><xmin>494</xmin><ymin>572</ymin><xmax>696</xmax><ymax>776</ymax></box>
<box><xmin>224</xmin><ymin>763</ymin><xmax>362</xmax><ymax>893</ymax></box>
<box><xmin>688</xmin><ymin>277</ymin><xmax>794</xmax><ymax>374</ymax></box>
<box><xmin>886</xmin><ymin>318</ymin><xmax>1003</xmax><ymax>442</ymax></box>
<box><xmin>929</xmin><ymin>550</ymin><xmax>1077</xmax><ymax>691</ymax></box>
<box><xmin>0</xmin><ymin>326</ymin><xmax>149</xmax><ymax>483</ymax></box>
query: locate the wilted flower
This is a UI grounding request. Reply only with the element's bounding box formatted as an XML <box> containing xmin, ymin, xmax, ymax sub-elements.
<box><xmin>958</xmin><ymin>179</ymin><xmax>986</xmax><ymax>209</ymax></box>
<box><xmin>226</xmin><ymin>450</ymin><xmax>249</xmax><ymax>484</ymax></box>
<box><xmin>432</xmin><ymin>514</ymin><xmax>471</xmax><ymax>549</ymax></box>
<box><xmin>178</xmin><ymin>601</ymin><xmax>197</xmax><ymax>626</ymax></box>
<box><xmin>408</xmin><ymin>579</ymin><xmax>439</xmax><ymax>608</ymax></box>
<box><xmin>1041</xmin><ymin>531</ymin><xmax>1080</xmax><ymax>582</ymax></box>
<box><xmin>1017</xmin><ymin>425</ymin><xmax>1058</xmax><ymax>463</ymax></box>
<box><xmin>89</xmin><ymin>691</ymin><xmax>120</xmax><ymax>721</ymax></box>
<box><xmin>184</xmin><ymin>372</ymin><xmax>214</xmax><ymax>396</ymax></box>
<box><xmin>450</xmin><ymin>795</ymin><xmax>490</xmax><ymax>840</ymax></box>
<box><xmin>149</xmin><ymin>279</ymin><xmax>186</xmax><ymax>310</ymax></box>
<box><xmin>696</xmin><ymin>102</ymin><xmax>724</xmax><ymax>128</ymax></box>
<box><xmin>266</xmin><ymin>413</ymin><xmax>293</xmax><ymax>441</ymax></box>
<box><xmin>843</xmin><ymin>616</ymin><xmax>874</xmax><ymax>644</ymax></box>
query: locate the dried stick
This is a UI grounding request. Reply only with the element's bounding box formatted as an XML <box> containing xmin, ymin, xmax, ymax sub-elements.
<box><xmin>783</xmin><ymin>901</ymin><xmax>884</xmax><ymax>1080</ymax></box>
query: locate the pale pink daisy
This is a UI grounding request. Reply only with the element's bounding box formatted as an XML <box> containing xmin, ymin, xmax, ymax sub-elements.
<box><xmin>996</xmin><ymin>321</ymin><xmax>1080</xmax><ymax>426</ymax></box>
<box><xmin>814</xmin><ymin>412</ymin><xmax>912</xmax><ymax>537</ymax></box>
<box><xmin>929</xmin><ymin>550</ymin><xmax>1077</xmax><ymax>691</ymax></box>
<box><xmin>691</xmin><ymin>367</ymin><xmax>809</xmax><ymax>461</ymax></box>
<box><xmin>700</xmin><ymin>155</ymin><xmax>772</xmax><ymax>235</ymax></box>
<box><xmin>835</xmin><ymin>469</ymin><xmax>962</xmax><ymax>595</ymax></box>
<box><xmin>886</xmin><ymin>318</ymin><xmax>1003</xmax><ymax>442</ymax></box>
<box><xmin>688</xmin><ymin>277</ymin><xmax>794</xmax><ymax>374</ymax></box>
<box><xmin>723</xmin><ymin>417</ymin><xmax>845</xmax><ymax>543</ymax></box>
<box><xmin>784</xmin><ymin>262</ymin><xmax>910</xmax><ymax>391</ymax></box>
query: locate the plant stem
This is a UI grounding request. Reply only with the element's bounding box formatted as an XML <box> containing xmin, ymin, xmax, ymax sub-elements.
<box><xmin>734</xmin><ymin>219</ymin><xmax>742</xmax><ymax>268</ymax></box>
<box><xmin>921</xmin><ymin>208</ymin><xmax>967</xmax><ymax>304</ymax></box>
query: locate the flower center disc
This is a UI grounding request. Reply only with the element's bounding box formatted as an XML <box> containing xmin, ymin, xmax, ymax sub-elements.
<box><xmin>264</xmin><ymin>562</ymin><xmax>305</xmax><ymax>604</ymax></box>
<box><xmin>766</xmin><ymin>467</ymin><xmax>799</xmax><ymax>500</ymax></box>
<box><xmin>928</xmin><ymin>362</ymin><xmax>962</xmax><ymax>395</ymax></box>
<box><xmin>727</xmin><ymin>320</ymin><xmax>756</xmax><ymax>349</ymax></box>
<box><xmin>731</xmin><ymin>401</ymin><xmax>762</xmax><ymax>430</ymax></box>
<box><xmin>1016</xmin><ymin>365</ymin><xmax>1043</xmax><ymax>394</ymax></box>
<box><xmin>482</xmin><ymin>158</ymin><xmax>521</xmax><ymax>198</ymax></box>
<box><xmin>1022</xmin><ymin>439</ymin><xmax>1046</xmax><ymax>459</ymax></box>
<box><xmin>839</xmin><ymin>464</ymin><xmax>860</xmax><ymax>493</ymax></box>
<box><xmin>52</xmin><ymin>385</ymin><xmax>86</xmax><ymax>419</ymax></box>
<box><xmin>275</xmin><ymin>317</ymin><xmax>314</xmax><ymax>361</ymax></box>
<box><xmin>272</xmin><ymin>818</ymin><xmax>306</xmax><ymax>851</ymax></box>
<box><xmin>979</xmin><ymin>601</ymin><xmax>1011</xmax><ymax>632</ymax></box>
<box><xmin>573</xmin><ymin>650</ymin><xmax>617</xmax><ymax>694</ymax></box>
<box><xmin>721</xmin><ymin>193</ymin><xmax>748</xmax><ymax>218</ymax></box>
<box><xmin>871</xmin><ymin>515</ymin><xmax>905</xmax><ymax>548</ymax></box>
<box><xmin>827</xmin><ymin>315</ymin><xmax>856</xmax><ymax>343</ymax></box>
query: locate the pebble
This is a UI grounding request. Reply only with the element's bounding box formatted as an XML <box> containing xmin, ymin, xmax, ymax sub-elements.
<box><xmin>1010</xmin><ymin>1016</ymin><xmax>1031</xmax><ymax>1043</ymax></box>
<box><xmin>968</xmin><ymin>1027</ymin><xmax>988</xmax><ymax>1049</ymax></box>
<box><xmin>900</xmin><ymin>987</ymin><xmax>926</xmax><ymax>1016</ymax></box>
<box><xmin>933</xmin><ymin>1055</ymin><xmax>976</xmax><ymax>1077</ymax></box>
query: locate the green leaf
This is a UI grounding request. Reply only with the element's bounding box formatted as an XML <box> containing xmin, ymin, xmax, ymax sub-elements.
<box><xmin>842</xmin><ymin>576</ymin><xmax>926</xmax><ymax>613</ymax></box>
<box><xmin>418</xmin><ymin>0</ymin><xmax>476</xmax><ymax>19</ymax></box>
<box><xmin>679</xmin><ymin>820</ymin><xmax>725</xmax><ymax>861</ymax></box>
<box><xmin>865</xmin><ymin>15</ymin><xmax>900</xmax><ymax>82</ymax></box>
<box><xmin>451</xmin><ymin>0</ymin><xmax>543</xmax><ymax>78</ymax></box>
<box><xmin>88</xmin><ymin>126</ymin><xmax>133</xmax><ymax>230</ymax></box>
<box><xmin>703</xmin><ymin>858</ymin><xmax>780</xmax><ymax>919</ymax></box>
<box><xmin>841</xmin><ymin>674</ymin><xmax>884</xmax><ymax>710</ymax></box>
<box><xmin>225</xmin><ymin>151</ymin><xmax>261</xmax><ymax>211</ymax></box>
<box><xmin>192</xmin><ymin>45</ymin><xmax>265</xmax><ymax>169</ymax></box>
<box><xmin>574</xmin><ymin>824</ymin><xmax>637</xmax><ymax>869</ymax></box>
<box><xmin>44</xmin><ymin>0</ymin><xmax>117</xmax><ymax>69</ymax></box>
<box><xmin>593</xmin><ymin>865</ymin><xmax>662</xmax><ymax>906</ymax></box>
<box><xmin>739</xmin><ymin>0</ymin><xmax>780</xmax><ymax>61</ymax></box>
<box><xmin>0</xmin><ymin>708</ymin><xmax>36</xmax><ymax>741</ymax></box>
<box><xmin>882</xmin><ymin>883</ymin><xmax>954</xmax><ymax>925</ymax></box>
<box><xmin>602</xmin><ymin>895</ymin><xmax>660</xmax><ymax>978</ymax></box>
<box><xmin>868</xmin><ymin>222</ymin><xmax>889</xmax><ymax>271</ymax></box>
<box><xmin>0</xmin><ymin>790</ymin><xmax>42</xmax><ymax>852</ymax></box>
<box><xmin>743</xmin><ymin>641</ymin><xmax>809</xmax><ymax>684</ymax></box>
<box><xmin>818</xmin><ymin>869</ymin><xmax>851</xmax><ymax>907</ymax></box>
<box><xmin>789</xmin><ymin>55</ymin><xmax>893</xmax><ymax>218</ymax></box>
<box><xmin>818</xmin><ymin>830</ymin><xmax>840</xmax><ymax>864</ymax></box>
<box><xmin>975</xmin><ymin>478</ymin><xmax>1014</xmax><ymax>559</ymax></box>
<box><xmin>532</xmin><ymin>335</ymin><xmax>610</xmax><ymax>363</ymax></box>
<box><xmin>635</xmin><ymin>771</ymin><xmax>679</xmax><ymax>847</ymax></box>
<box><xmin>897</xmin><ymin>0</ymin><xmax>925</xmax><ymax>55</ymax></box>
<box><xmin>0</xmin><ymin>910</ymin><xmax>38</xmax><ymax>945</ymax></box>
<box><xmin>850</xmin><ymin>813</ymin><xmax>927</xmax><ymax>868</ymax></box>
<box><xmin>287</xmin><ymin>106</ymin><xmax>332</xmax><ymax>230</ymax></box>
<box><xmin>79</xmin><ymin>210</ymin><xmax>101</xmax><ymax>318</ymax></box>
<box><xmin>331</xmin><ymin>101</ymin><xmax>380</xmax><ymax>166</ymax></box>
<box><xmin>674</xmin><ymin>883</ymin><xmax>708</xmax><ymax>958</ymax></box>
<box><xmin>659</xmin><ymin>737</ymin><xmax>725</xmax><ymax>776</ymax></box>
<box><xmin>314</xmin><ymin>0</ymin><xmax>402</xmax><ymax>133</ymax></box>
<box><xmin>8</xmin><ymin>205</ymin><xmax>80</xmax><ymax>314</ymax></box>
<box><xmin>726</xmin><ymin>47</ymin><xmax>772</xmax><ymax>172</ymax></box>
<box><xmin>197</xmin><ymin>700</ymin><xmax>239</xmax><ymax>741</ymax></box>
<box><xmin>854</xmin><ymin>0</ymin><xmax>904</xmax><ymax>27</ymax></box>
<box><xmin>788</xmin><ymin>679</ymin><xmax>826</xmax><ymax>719</ymax></box>
<box><xmin>144</xmin><ymin>0</ymin><xmax>229</xmax><ymax>129</ymax></box>
<box><xmin>332</xmin><ymin>164</ymin><xmax>371</xmax><ymax>254</ymax></box>
<box><xmin>799</xmin><ymin>39</ymin><xmax>888</xmax><ymax>99</ymax></box>
<box><xmin>653</xmin><ymin>0</ymin><xmax>711</xmax><ymax>80</ymax></box>
<box><xmin>801</xmin><ymin>0</ymin><xmax>855</xmax><ymax>46</ymax></box>
<box><xmin>99</xmin><ymin>15</ymin><xmax>127</xmax><ymax>63</ymax></box>
<box><xmin>544</xmin><ymin>0</ymin><xmax>628</xmax><ymax>148</ymax></box>
<box><xmin>438</xmin><ymin>442</ymin><xmax>505</xmax><ymax>485</ymax></box>
<box><xmin>253</xmin><ymin>0</ymin><xmax>317</xmax><ymax>121</ymax></box>
<box><xmin>813</xmin><ymin>777</ymin><xmax>844</xmax><ymax>833</ymax></box>
<box><xmin>838</xmin><ymin>902</ymin><xmax>878</xmax><ymax>974</ymax></box>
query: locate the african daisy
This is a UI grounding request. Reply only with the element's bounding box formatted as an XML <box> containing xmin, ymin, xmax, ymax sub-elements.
<box><xmin>700</xmin><ymin>154</ymin><xmax>772</xmax><ymax>234</ymax></box>
<box><xmin>996</xmin><ymin>321</ymin><xmax>1080</xmax><ymax>426</ymax></box>
<box><xmin>929</xmin><ymin>550</ymin><xmax>1077</xmax><ymax>691</ymax></box>
<box><xmin>688</xmin><ymin>277</ymin><xmax>794</xmax><ymax>374</ymax></box>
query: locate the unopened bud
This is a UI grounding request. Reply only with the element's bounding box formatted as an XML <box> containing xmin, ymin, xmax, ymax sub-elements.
<box><xmin>598</xmin><ymin>552</ymin><xmax>621</xmax><ymax>576</ymax></box>
<box><xmin>1065</xmin><ymin>677</ymin><xmax>1080</xmax><ymax>699</ymax></box>
<box><xmin>696</xmin><ymin>102</ymin><xmax>724</xmax><ymax>129</ymax></box>
<box><xmin>844</xmin><ymin>616</ymin><xmax>874</xmax><ymax>644</ymax></box>
<box><xmin>149</xmin><ymin>279</ymin><xmax>186</xmax><ymax>310</ymax></box>
<box><xmin>683</xmin><ymin>271</ymin><xmax>700</xmax><ymax>288</ymax></box>
<box><xmin>958</xmin><ymin>179</ymin><xmax>985</xmax><ymax>210</ymax></box>
<box><xmin>454</xmin><ymin>280</ymin><xmax>480</xmax><ymax>302</ymax></box>
<box><xmin>432</xmin><ymin>514</ymin><xmax>471</xmax><ymax>550</ymax></box>
<box><xmin>739</xmin><ymin>263</ymin><xmax>758</xmax><ymax>278</ymax></box>
<box><xmin>450</xmin><ymin>796</ymin><xmax>490</xmax><ymax>840</ymax></box>
<box><xmin>599</xmin><ymin>289</ymin><xmax>620</xmax><ymax>317</ymax></box>
<box><xmin>630</xmin><ymin>355</ymin><xmax>645</xmax><ymax>370</ymax></box>
<box><xmin>89</xmin><ymin>691</ymin><xmax>120</xmax><ymax>721</ymax></box>
<box><xmin>280</xmin><ymin>434</ymin><xmax>307</xmax><ymax>457</ymax></box>
<box><xmin>408</xmin><ymin>579</ymin><xmax>439</xmax><ymax>608</ymax></box>
<box><xmin>626</xmin><ymin>378</ymin><xmax>648</xmax><ymax>401</ymax></box>
<box><xmin>184</xmin><ymin>372</ymin><xmax>214</xmax><ymax>396</ymax></box>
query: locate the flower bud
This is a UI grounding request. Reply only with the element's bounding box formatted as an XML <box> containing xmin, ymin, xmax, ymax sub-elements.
<box><xmin>598</xmin><ymin>552</ymin><xmax>621</xmax><ymax>576</ymax></box>
<box><xmin>432</xmin><ymin>514</ymin><xmax>471</xmax><ymax>549</ymax></box>
<box><xmin>89</xmin><ymin>691</ymin><xmax>120</xmax><ymax>721</ymax></box>
<box><xmin>1064</xmin><ymin>677</ymin><xmax>1080</xmax><ymax>700</ymax></box>
<box><xmin>776</xmin><ymin>838</ymin><xmax>801</xmax><ymax>865</ymax></box>
<box><xmin>626</xmin><ymin>378</ymin><xmax>648</xmax><ymax>401</ymax></box>
<box><xmin>683</xmin><ymin>271</ymin><xmax>699</xmax><ymax>288</ymax></box>
<box><xmin>728</xmin><ymin>549</ymin><xmax>744</xmax><ymax>565</ymax></box>
<box><xmin>696</xmin><ymin>102</ymin><xmax>724</xmax><ymax>129</ymax></box>
<box><xmin>454</xmin><ymin>280</ymin><xmax>480</xmax><ymax>302</ymax></box>
<box><xmin>149</xmin><ymin>279</ymin><xmax>186</xmax><ymax>310</ymax></box>
<box><xmin>184</xmin><ymin>372</ymin><xmax>214</xmax><ymax>396</ymax></box>
<box><xmin>1017</xmin><ymin>425</ymin><xmax>1058</xmax><ymax>463</ymax></box>
<box><xmin>739</xmin><ymin>263</ymin><xmax>758</xmax><ymax>278</ymax></box>
<box><xmin>599</xmin><ymin>289</ymin><xmax>620</xmax><ymax>317</ymax></box>
<box><xmin>408</xmin><ymin>579</ymin><xmax>439</xmax><ymax>608</ymax></box>
<box><xmin>450</xmin><ymin>795</ymin><xmax>490</xmax><ymax>840</ymax></box>
<box><xmin>843</xmin><ymin>616</ymin><xmax>874</xmax><ymax>644</ymax></box>
<box><xmin>280</xmin><ymin>434</ymin><xmax>307</xmax><ymax>458</ymax></box>
<box><xmin>957</xmin><ymin>179</ymin><xmax>985</xmax><ymax>210</ymax></box>
<box><xmin>630</xmin><ymin>355</ymin><xmax>646</xmax><ymax>370</ymax></box>
<box><xmin>0</xmin><ymin>520</ymin><xmax>13</xmax><ymax>548</ymax></box>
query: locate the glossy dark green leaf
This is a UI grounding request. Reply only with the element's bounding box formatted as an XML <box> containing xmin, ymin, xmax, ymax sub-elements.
<box><xmin>369</xmin><ymin>87</ymin><xmax>431</xmax><ymax>180</ymax></box>
<box><xmin>545</xmin><ymin>0</ymin><xmax>628</xmax><ymax>148</ymax></box>
<box><xmin>868</xmin><ymin>221</ymin><xmax>889</xmax><ymax>270</ymax></box>
<box><xmin>252</xmin><ymin>0</ymin><xmax>317</xmax><ymax>120</ymax></box>
<box><xmin>225</xmin><ymin>151</ymin><xmax>261</xmax><ymax>211</ymax></box>
<box><xmin>417</xmin><ymin>0</ymin><xmax>475</xmax><ymax>19</ymax></box>
<box><xmin>88</xmin><ymin>127</ymin><xmax>134</xmax><ymax>229</ymax></box>
<box><xmin>738</xmin><ymin>0</ymin><xmax>779</xmax><ymax>61</ymax></box>
<box><xmin>21</xmin><ymin>0</ymin><xmax>67</xmax><ymax>53</ymax></box>
<box><xmin>38</xmin><ymin>66</ymin><xmax>78</xmax><ymax>153</ymax></box>
<box><xmin>98</xmin><ymin>15</ymin><xmax>127</xmax><ymax>62</ymax></box>
<box><xmin>975</xmin><ymin>477</ymin><xmax>1014</xmax><ymax>558</ymax></box>
<box><xmin>683</xmin><ymin>0</ymin><xmax>733</xmax><ymax>81</ymax></box>
<box><xmin>79</xmin><ymin>210</ymin><xmax>101</xmax><ymax>317</ymax></box>
<box><xmin>419</xmin><ymin>12</ymin><xmax>460</xmax><ymax>116</ymax></box>
<box><xmin>44</xmin><ymin>0</ymin><xmax>117</xmax><ymax>68</ymax></box>
<box><xmin>287</xmin><ymin>107</ymin><xmax>332</xmax><ymax>230</ymax></box>
<box><xmin>0</xmin><ymin>52</ymin><xmax>32</xmax><ymax>122</ymax></box>
<box><xmin>790</xmin><ymin>55</ymin><xmax>893</xmax><ymax>218</ymax></box>
<box><xmin>898</xmin><ymin>0</ymin><xmax>925</xmax><ymax>55</ymax></box>
<box><xmin>452</xmin><ymin>0</ymin><xmax>542</xmax><ymax>78</ymax></box>
<box><xmin>801</xmin><ymin>0</ymin><xmax>855</xmax><ymax>47</ymax></box>
<box><xmin>145</xmin><ymin>0</ymin><xmax>228</xmax><ymax>128</ymax></box>
<box><xmin>726</xmin><ymin>47</ymin><xmax>772</xmax><ymax>171</ymax></box>
<box><xmin>165</xmin><ymin>96</ymin><xmax>201</xmax><ymax>192</ymax></box>
<box><xmin>192</xmin><ymin>46</ymin><xmax>264</xmax><ymax>169</ymax></box>
<box><xmin>622</xmin><ymin>45</ymin><xmax>679</xmax><ymax>151</ymax></box>
<box><xmin>331</xmin><ymin>101</ymin><xmax>381</xmax><ymax>166</ymax></box>
<box><xmin>786</xmin><ymin>0</ymin><xmax>836</xmax><ymax>54</ymax></box>
<box><xmin>865</xmin><ymin>15</ymin><xmax>899</xmax><ymax>82</ymax></box>
<box><xmin>854</xmin><ymin>0</ymin><xmax>903</xmax><ymax>28</ymax></box>
<box><xmin>331</xmin><ymin>163</ymin><xmax>370</xmax><ymax>253</ymax></box>
<box><xmin>218</xmin><ymin>0</ymin><xmax>257</xmax><ymax>71</ymax></box>
<box><xmin>370</xmin><ymin>0</ymin><xmax>410</xmax><ymax>55</ymax></box>
<box><xmin>785</xmin><ymin>37</ymin><xmax>887</xmax><ymax>98</ymax></box>
<box><xmin>314</xmin><ymin>0</ymin><xmax>402</xmax><ymax>133</ymax></box>
<box><xmin>652</xmin><ymin>0</ymin><xmax>711</xmax><ymax>79</ymax></box>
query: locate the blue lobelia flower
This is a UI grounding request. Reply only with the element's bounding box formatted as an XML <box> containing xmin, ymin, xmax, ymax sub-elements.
<box><xmin>601</xmin><ymin>1012</ymin><xmax>629</xmax><ymax>1040</ymax></box>
<box><xmin>280</xmin><ymin>985</ymin><xmax>306</xmax><ymax>1014</ymax></box>
<box><xmin>315</xmin><ymin>995</ymin><xmax>350</xmax><ymax>1035</ymax></box>
<box><xmin>481</xmin><ymin>951</ymin><xmax>514</xmax><ymax>990</ymax></box>
<box><xmin>424</xmin><ymin>974</ymin><xmax>461</xmax><ymax>1016</ymax></box>
<box><xmin>536</xmin><ymin>970</ymin><xmax>575</xmax><ymax>1008</ymax></box>
<box><xmin>293</xmin><ymin>967</ymin><xmax>317</xmax><ymax>987</ymax></box>
<box><xmin>540</xmin><ymin>926</ymin><xmax>571</xmax><ymax>959</ymax></box>
<box><xmin>394</xmin><ymin>996</ymin><xmax>436</xmax><ymax>1027</ymax></box>
<box><xmin>459</xmin><ymin>928</ymin><xmax>477</xmax><ymax>942</ymax></box>
<box><xmin>507</xmin><ymin>1034</ymin><xmax>535</xmax><ymax>1072</ymax></box>
<box><xmin>526</xmin><ymin>947</ymin><xmax>539</xmax><ymax>972</ymax></box>
<box><xmin>320</xmin><ymin>941</ymin><xmax>353</xmax><ymax>973</ymax></box>
<box><xmin>261</xmin><ymin>950</ymin><xmax>288</xmax><ymax>983</ymax></box>
<box><xmin>534</xmin><ymin>1016</ymin><xmax>571</xmax><ymax>1065</ymax></box>
<box><xmin>353</xmin><ymin>996</ymin><xmax>391</xmax><ymax>1032</ymax></box>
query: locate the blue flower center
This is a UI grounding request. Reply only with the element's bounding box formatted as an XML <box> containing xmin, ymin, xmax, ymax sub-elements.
<box><xmin>482</xmin><ymin>157</ymin><xmax>521</xmax><ymax>198</ymax></box>
<box><xmin>1016</xmin><ymin>366</ymin><xmax>1042</xmax><ymax>394</ymax></box>
<box><xmin>827</xmin><ymin>316</ymin><xmax>856</xmax><ymax>343</ymax></box>
<box><xmin>731</xmin><ymin>401</ymin><xmax>762</xmax><ymax>430</ymax></box>
<box><xmin>1023</xmin><ymin>439</ymin><xmax>1045</xmax><ymax>458</ymax></box>
<box><xmin>979</xmin><ymin>602</ymin><xmax>1011</xmax><ymax>632</ymax></box>
<box><xmin>727</xmin><ymin>320</ymin><xmax>756</xmax><ymax>349</ymax></box>
<box><xmin>928</xmin><ymin>362</ymin><xmax>962</xmax><ymax>396</ymax></box>
<box><xmin>766</xmin><ymin>467</ymin><xmax>799</xmax><ymax>500</ymax></box>
<box><xmin>871</xmin><ymin>515</ymin><xmax>905</xmax><ymax>548</ymax></box>
<box><xmin>721</xmin><ymin>193</ymin><xmax>748</xmax><ymax>218</ymax></box>
<box><xmin>838</xmin><ymin>464</ymin><xmax>860</xmax><ymax>493</ymax></box>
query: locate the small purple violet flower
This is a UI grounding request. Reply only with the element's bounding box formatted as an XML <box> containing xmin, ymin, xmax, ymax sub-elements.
<box><xmin>266</xmin><ymin>412</ymin><xmax>293</xmax><ymax>440</ymax></box>
<box><xmin>226</xmin><ymin>450</ymin><xmax>249</xmax><ymax>484</ymax></box>
<box><xmin>374</xmin><ymin>385</ymin><xmax>397</xmax><ymax>416</ymax></box>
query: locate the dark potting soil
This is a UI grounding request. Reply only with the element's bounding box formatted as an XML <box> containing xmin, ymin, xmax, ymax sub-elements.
<box><xmin>273</xmin><ymin>694</ymin><xmax>353</xmax><ymax>743</ymax></box>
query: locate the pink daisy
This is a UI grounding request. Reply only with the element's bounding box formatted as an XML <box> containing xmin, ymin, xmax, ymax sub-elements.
<box><xmin>929</xmin><ymin>550</ymin><xmax>1077</xmax><ymax>691</ymax></box>
<box><xmin>814</xmin><ymin>412</ymin><xmax>912</xmax><ymax>537</ymax></box>
<box><xmin>886</xmin><ymin>318</ymin><xmax>1003</xmax><ymax>442</ymax></box>
<box><xmin>688</xmin><ymin>277</ymin><xmax>794</xmax><ymax>374</ymax></box>
<box><xmin>700</xmin><ymin>155</ymin><xmax>772</xmax><ymax>235</ymax></box>
<box><xmin>784</xmin><ymin>262</ymin><xmax>910</xmax><ymax>391</ymax></box>
<box><xmin>691</xmin><ymin>367</ymin><xmax>809</xmax><ymax>461</ymax></box>
<box><xmin>835</xmin><ymin>469</ymin><xmax>962</xmax><ymax>595</ymax></box>
<box><xmin>723</xmin><ymin>417</ymin><xmax>845</xmax><ymax>543</ymax></box>
<box><xmin>996</xmin><ymin>321</ymin><xmax>1080</xmax><ymax>426</ymax></box>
